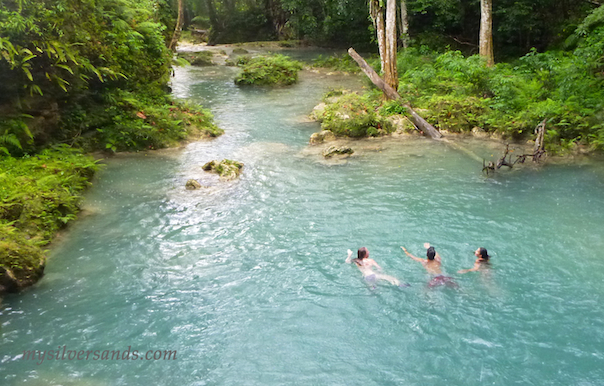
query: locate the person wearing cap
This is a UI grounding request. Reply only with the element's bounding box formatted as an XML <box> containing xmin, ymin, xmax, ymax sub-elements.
<box><xmin>458</xmin><ymin>247</ymin><xmax>491</xmax><ymax>274</ymax></box>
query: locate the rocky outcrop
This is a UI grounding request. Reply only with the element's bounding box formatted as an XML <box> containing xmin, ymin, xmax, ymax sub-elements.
<box><xmin>309</xmin><ymin>102</ymin><xmax>327</xmax><ymax>122</ymax></box>
<box><xmin>387</xmin><ymin>115</ymin><xmax>417</xmax><ymax>134</ymax></box>
<box><xmin>202</xmin><ymin>159</ymin><xmax>244</xmax><ymax>180</ymax></box>
<box><xmin>472</xmin><ymin>126</ymin><xmax>489</xmax><ymax>138</ymax></box>
<box><xmin>185</xmin><ymin>179</ymin><xmax>202</xmax><ymax>190</ymax></box>
<box><xmin>323</xmin><ymin>146</ymin><xmax>354</xmax><ymax>158</ymax></box>
<box><xmin>309</xmin><ymin>130</ymin><xmax>336</xmax><ymax>144</ymax></box>
<box><xmin>0</xmin><ymin>260</ymin><xmax>45</xmax><ymax>294</ymax></box>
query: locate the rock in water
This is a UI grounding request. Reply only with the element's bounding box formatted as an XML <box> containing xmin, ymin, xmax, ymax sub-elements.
<box><xmin>322</xmin><ymin>146</ymin><xmax>354</xmax><ymax>158</ymax></box>
<box><xmin>202</xmin><ymin>159</ymin><xmax>244</xmax><ymax>180</ymax></box>
<box><xmin>309</xmin><ymin>130</ymin><xmax>337</xmax><ymax>144</ymax></box>
<box><xmin>202</xmin><ymin>160</ymin><xmax>217</xmax><ymax>171</ymax></box>
<box><xmin>185</xmin><ymin>179</ymin><xmax>202</xmax><ymax>190</ymax></box>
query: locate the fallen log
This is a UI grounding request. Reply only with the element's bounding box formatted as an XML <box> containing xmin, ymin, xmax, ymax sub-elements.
<box><xmin>347</xmin><ymin>48</ymin><xmax>443</xmax><ymax>139</ymax></box>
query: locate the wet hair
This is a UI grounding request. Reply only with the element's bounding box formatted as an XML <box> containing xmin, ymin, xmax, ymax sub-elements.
<box><xmin>477</xmin><ymin>247</ymin><xmax>490</xmax><ymax>260</ymax></box>
<box><xmin>426</xmin><ymin>246</ymin><xmax>436</xmax><ymax>260</ymax></box>
<box><xmin>357</xmin><ymin>247</ymin><xmax>368</xmax><ymax>259</ymax></box>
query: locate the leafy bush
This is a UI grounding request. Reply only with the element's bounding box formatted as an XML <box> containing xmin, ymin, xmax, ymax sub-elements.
<box><xmin>421</xmin><ymin>96</ymin><xmax>490</xmax><ymax>133</ymax></box>
<box><xmin>234</xmin><ymin>55</ymin><xmax>303</xmax><ymax>86</ymax></box>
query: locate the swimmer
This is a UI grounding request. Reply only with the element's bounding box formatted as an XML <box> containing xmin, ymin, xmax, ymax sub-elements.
<box><xmin>458</xmin><ymin>247</ymin><xmax>490</xmax><ymax>274</ymax></box>
<box><xmin>401</xmin><ymin>243</ymin><xmax>442</xmax><ymax>274</ymax></box>
<box><xmin>345</xmin><ymin>247</ymin><xmax>402</xmax><ymax>286</ymax></box>
<box><xmin>401</xmin><ymin>243</ymin><xmax>458</xmax><ymax>288</ymax></box>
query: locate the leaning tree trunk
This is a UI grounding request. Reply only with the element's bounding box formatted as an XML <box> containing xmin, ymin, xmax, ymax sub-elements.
<box><xmin>348</xmin><ymin>48</ymin><xmax>442</xmax><ymax>139</ymax></box>
<box><xmin>370</xmin><ymin>0</ymin><xmax>387</xmax><ymax>73</ymax></box>
<box><xmin>479</xmin><ymin>0</ymin><xmax>494</xmax><ymax>67</ymax></box>
<box><xmin>168</xmin><ymin>0</ymin><xmax>185</xmax><ymax>51</ymax></box>
<box><xmin>384</xmin><ymin>0</ymin><xmax>398</xmax><ymax>91</ymax></box>
<box><xmin>400</xmin><ymin>0</ymin><xmax>409</xmax><ymax>49</ymax></box>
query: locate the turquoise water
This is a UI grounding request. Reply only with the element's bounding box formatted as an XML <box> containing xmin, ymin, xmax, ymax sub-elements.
<box><xmin>2</xmin><ymin>63</ymin><xmax>604</xmax><ymax>386</ymax></box>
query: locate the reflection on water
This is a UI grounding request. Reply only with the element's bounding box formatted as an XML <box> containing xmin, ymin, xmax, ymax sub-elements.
<box><xmin>2</xmin><ymin>60</ymin><xmax>604</xmax><ymax>386</ymax></box>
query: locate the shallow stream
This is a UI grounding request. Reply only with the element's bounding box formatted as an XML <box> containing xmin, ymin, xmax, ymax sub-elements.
<box><xmin>2</xmin><ymin>56</ymin><xmax>604</xmax><ymax>385</ymax></box>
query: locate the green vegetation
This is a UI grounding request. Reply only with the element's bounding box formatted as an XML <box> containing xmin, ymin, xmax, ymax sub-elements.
<box><xmin>234</xmin><ymin>55</ymin><xmax>303</xmax><ymax>86</ymax></box>
<box><xmin>312</xmin><ymin>54</ymin><xmax>361</xmax><ymax>73</ymax></box>
<box><xmin>0</xmin><ymin>0</ymin><xmax>221</xmax><ymax>291</ymax></box>
<box><xmin>0</xmin><ymin>0</ymin><xmax>220</xmax><ymax>156</ymax></box>
<box><xmin>311</xmin><ymin>5</ymin><xmax>604</xmax><ymax>152</ymax></box>
<box><xmin>68</xmin><ymin>92</ymin><xmax>222</xmax><ymax>152</ymax></box>
<box><xmin>0</xmin><ymin>146</ymin><xmax>98</xmax><ymax>290</ymax></box>
<box><xmin>388</xmin><ymin>39</ymin><xmax>604</xmax><ymax>152</ymax></box>
<box><xmin>316</xmin><ymin>93</ymin><xmax>393</xmax><ymax>138</ymax></box>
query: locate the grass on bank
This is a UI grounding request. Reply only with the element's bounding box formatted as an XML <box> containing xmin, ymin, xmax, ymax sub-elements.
<box><xmin>0</xmin><ymin>146</ymin><xmax>99</xmax><ymax>289</ymax></box>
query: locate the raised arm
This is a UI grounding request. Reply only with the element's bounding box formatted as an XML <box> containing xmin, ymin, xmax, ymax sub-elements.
<box><xmin>345</xmin><ymin>249</ymin><xmax>353</xmax><ymax>264</ymax></box>
<box><xmin>401</xmin><ymin>247</ymin><xmax>424</xmax><ymax>263</ymax></box>
<box><xmin>458</xmin><ymin>260</ymin><xmax>480</xmax><ymax>274</ymax></box>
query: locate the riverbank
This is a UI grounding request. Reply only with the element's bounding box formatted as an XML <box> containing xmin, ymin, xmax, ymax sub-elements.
<box><xmin>177</xmin><ymin>41</ymin><xmax>604</xmax><ymax>156</ymax></box>
<box><xmin>0</xmin><ymin>147</ymin><xmax>99</xmax><ymax>294</ymax></box>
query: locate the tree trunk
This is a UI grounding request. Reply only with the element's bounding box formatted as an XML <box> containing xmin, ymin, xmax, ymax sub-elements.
<box><xmin>347</xmin><ymin>48</ymin><xmax>442</xmax><ymax>140</ymax></box>
<box><xmin>384</xmin><ymin>0</ymin><xmax>398</xmax><ymax>91</ymax></box>
<box><xmin>400</xmin><ymin>0</ymin><xmax>409</xmax><ymax>49</ymax></box>
<box><xmin>168</xmin><ymin>0</ymin><xmax>185</xmax><ymax>51</ymax></box>
<box><xmin>370</xmin><ymin>0</ymin><xmax>386</xmax><ymax>73</ymax></box>
<box><xmin>479</xmin><ymin>0</ymin><xmax>494</xmax><ymax>67</ymax></box>
<box><xmin>206</xmin><ymin>0</ymin><xmax>219</xmax><ymax>31</ymax></box>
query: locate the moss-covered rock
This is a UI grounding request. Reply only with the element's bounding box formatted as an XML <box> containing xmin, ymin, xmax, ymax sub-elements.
<box><xmin>185</xmin><ymin>179</ymin><xmax>202</xmax><ymax>190</ymax></box>
<box><xmin>323</xmin><ymin>146</ymin><xmax>354</xmax><ymax>158</ymax></box>
<box><xmin>387</xmin><ymin>115</ymin><xmax>417</xmax><ymax>134</ymax></box>
<box><xmin>177</xmin><ymin>51</ymin><xmax>215</xmax><ymax>66</ymax></box>
<box><xmin>202</xmin><ymin>159</ymin><xmax>244</xmax><ymax>180</ymax></box>
<box><xmin>234</xmin><ymin>55</ymin><xmax>303</xmax><ymax>86</ymax></box>
<box><xmin>0</xmin><ymin>147</ymin><xmax>98</xmax><ymax>294</ymax></box>
<box><xmin>316</xmin><ymin>93</ymin><xmax>393</xmax><ymax>138</ymax></box>
<box><xmin>309</xmin><ymin>130</ymin><xmax>337</xmax><ymax>144</ymax></box>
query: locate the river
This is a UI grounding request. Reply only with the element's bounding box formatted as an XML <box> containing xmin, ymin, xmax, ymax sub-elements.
<box><xmin>2</xmin><ymin>51</ymin><xmax>604</xmax><ymax>385</ymax></box>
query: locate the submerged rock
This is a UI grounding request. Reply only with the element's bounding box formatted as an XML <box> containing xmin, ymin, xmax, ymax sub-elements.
<box><xmin>309</xmin><ymin>130</ymin><xmax>337</xmax><ymax>144</ymax></box>
<box><xmin>323</xmin><ymin>145</ymin><xmax>354</xmax><ymax>158</ymax></box>
<box><xmin>202</xmin><ymin>159</ymin><xmax>244</xmax><ymax>180</ymax></box>
<box><xmin>185</xmin><ymin>179</ymin><xmax>202</xmax><ymax>190</ymax></box>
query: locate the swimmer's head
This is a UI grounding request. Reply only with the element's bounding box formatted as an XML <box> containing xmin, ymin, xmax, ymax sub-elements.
<box><xmin>475</xmin><ymin>247</ymin><xmax>490</xmax><ymax>260</ymax></box>
<box><xmin>358</xmin><ymin>247</ymin><xmax>369</xmax><ymax>259</ymax></box>
<box><xmin>426</xmin><ymin>246</ymin><xmax>436</xmax><ymax>260</ymax></box>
